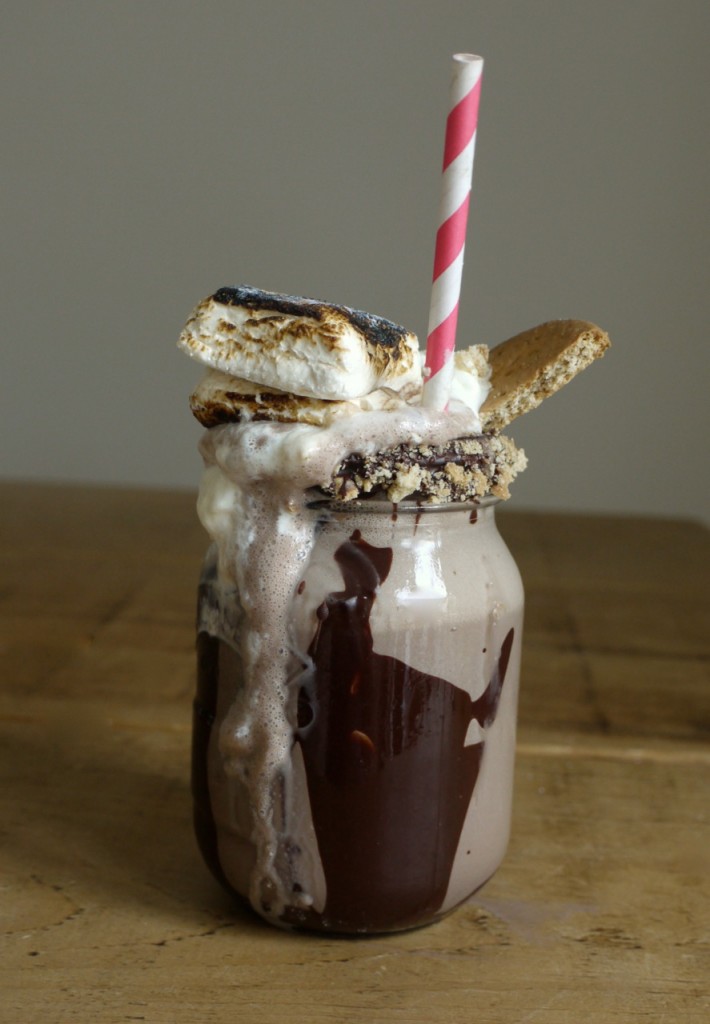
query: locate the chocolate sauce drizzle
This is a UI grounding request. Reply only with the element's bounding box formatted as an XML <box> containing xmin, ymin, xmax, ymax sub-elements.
<box><xmin>296</xmin><ymin>531</ymin><xmax>514</xmax><ymax>932</ymax></box>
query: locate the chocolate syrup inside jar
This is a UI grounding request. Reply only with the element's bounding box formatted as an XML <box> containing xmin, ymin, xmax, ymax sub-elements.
<box><xmin>193</xmin><ymin>498</ymin><xmax>524</xmax><ymax>934</ymax></box>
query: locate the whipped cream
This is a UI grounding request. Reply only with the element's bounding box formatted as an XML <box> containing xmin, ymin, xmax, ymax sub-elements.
<box><xmin>450</xmin><ymin>350</ymin><xmax>491</xmax><ymax>430</ymax></box>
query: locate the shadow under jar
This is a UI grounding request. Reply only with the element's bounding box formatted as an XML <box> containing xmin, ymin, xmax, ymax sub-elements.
<box><xmin>192</xmin><ymin>497</ymin><xmax>524</xmax><ymax>934</ymax></box>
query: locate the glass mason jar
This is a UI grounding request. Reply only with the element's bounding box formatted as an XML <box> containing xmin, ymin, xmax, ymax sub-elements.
<box><xmin>192</xmin><ymin>497</ymin><xmax>524</xmax><ymax>934</ymax></box>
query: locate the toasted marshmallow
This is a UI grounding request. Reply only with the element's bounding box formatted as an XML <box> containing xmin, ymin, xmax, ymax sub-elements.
<box><xmin>178</xmin><ymin>286</ymin><xmax>421</xmax><ymax>401</ymax></box>
<box><xmin>189</xmin><ymin>369</ymin><xmax>421</xmax><ymax>428</ymax></box>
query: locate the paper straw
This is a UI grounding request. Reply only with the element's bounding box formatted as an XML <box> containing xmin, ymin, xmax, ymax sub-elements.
<box><xmin>422</xmin><ymin>54</ymin><xmax>483</xmax><ymax>410</ymax></box>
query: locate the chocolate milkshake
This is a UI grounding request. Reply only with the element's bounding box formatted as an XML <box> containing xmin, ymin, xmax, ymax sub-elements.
<box><xmin>180</xmin><ymin>286</ymin><xmax>609</xmax><ymax>933</ymax></box>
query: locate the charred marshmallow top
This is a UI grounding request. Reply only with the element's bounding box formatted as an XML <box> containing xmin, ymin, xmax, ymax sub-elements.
<box><xmin>179</xmin><ymin>286</ymin><xmax>422</xmax><ymax>401</ymax></box>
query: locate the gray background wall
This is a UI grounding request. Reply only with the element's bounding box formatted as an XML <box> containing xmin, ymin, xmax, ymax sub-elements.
<box><xmin>2</xmin><ymin>1</ymin><xmax>708</xmax><ymax>523</ymax></box>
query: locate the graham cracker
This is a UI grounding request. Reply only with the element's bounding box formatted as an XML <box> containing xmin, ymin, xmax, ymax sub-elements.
<box><xmin>480</xmin><ymin>319</ymin><xmax>610</xmax><ymax>431</ymax></box>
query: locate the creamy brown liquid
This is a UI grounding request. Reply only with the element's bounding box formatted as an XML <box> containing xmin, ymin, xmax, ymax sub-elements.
<box><xmin>292</xmin><ymin>530</ymin><xmax>513</xmax><ymax>932</ymax></box>
<box><xmin>193</xmin><ymin>504</ymin><xmax>522</xmax><ymax>933</ymax></box>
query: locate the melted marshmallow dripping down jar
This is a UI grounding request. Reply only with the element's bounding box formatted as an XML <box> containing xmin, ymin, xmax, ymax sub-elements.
<box><xmin>192</xmin><ymin>488</ymin><xmax>524</xmax><ymax>935</ymax></box>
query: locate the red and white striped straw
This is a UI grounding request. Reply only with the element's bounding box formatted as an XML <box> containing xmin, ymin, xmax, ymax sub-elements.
<box><xmin>422</xmin><ymin>54</ymin><xmax>483</xmax><ymax>410</ymax></box>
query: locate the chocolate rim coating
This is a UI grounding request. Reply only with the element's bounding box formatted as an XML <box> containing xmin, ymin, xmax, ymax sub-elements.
<box><xmin>212</xmin><ymin>286</ymin><xmax>412</xmax><ymax>352</ymax></box>
<box><xmin>335</xmin><ymin>439</ymin><xmax>492</xmax><ymax>476</ymax></box>
<box><xmin>322</xmin><ymin>433</ymin><xmax>526</xmax><ymax>504</ymax></box>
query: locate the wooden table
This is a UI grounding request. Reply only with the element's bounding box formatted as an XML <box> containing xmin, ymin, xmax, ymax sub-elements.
<box><xmin>1</xmin><ymin>482</ymin><xmax>708</xmax><ymax>1023</ymax></box>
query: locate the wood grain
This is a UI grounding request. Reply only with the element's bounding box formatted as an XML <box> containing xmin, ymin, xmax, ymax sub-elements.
<box><xmin>1</xmin><ymin>482</ymin><xmax>708</xmax><ymax>1023</ymax></box>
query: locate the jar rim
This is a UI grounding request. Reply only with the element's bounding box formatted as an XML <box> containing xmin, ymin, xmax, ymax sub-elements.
<box><xmin>306</xmin><ymin>493</ymin><xmax>501</xmax><ymax>515</ymax></box>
